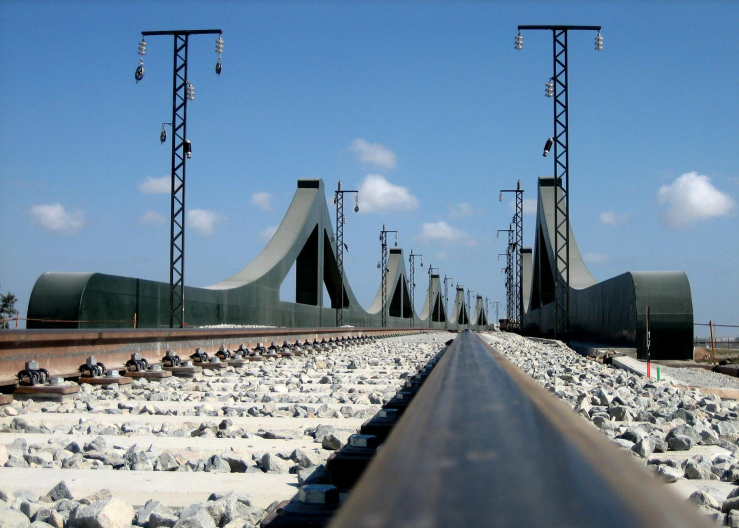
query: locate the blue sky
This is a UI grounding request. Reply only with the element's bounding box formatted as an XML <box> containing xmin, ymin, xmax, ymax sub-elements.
<box><xmin>1</xmin><ymin>1</ymin><xmax>737</xmax><ymax>338</ymax></box>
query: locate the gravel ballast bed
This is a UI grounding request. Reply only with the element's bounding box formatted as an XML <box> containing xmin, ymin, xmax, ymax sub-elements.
<box><xmin>481</xmin><ymin>332</ymin><xmax>739</xmax><ymax>526</ymax></box>
<box><xmin>659</xmin><ymin>365</ymin><xmax>739</xmax><ymax>390</ymax></box>
<box><xmin>0</xmin><ymin>333</ymin><xmax>450</xmax><ymax>527</ymax></box>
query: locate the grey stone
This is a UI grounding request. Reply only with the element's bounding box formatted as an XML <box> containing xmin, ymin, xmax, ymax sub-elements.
<box><xmin>30</xmin><ymin>522</ymin><xmax>54</xmax><ymax>528</ymax></box>
<box><xmin>154</xmin><ymin>453</ymin><xmax>180</xmax><ymax>472</ymax></box>
<box><xmin>653</xmin><ymin>438</ymin><xmax>669</xmax><ymax>453</ymax></box>
<box><xmin>685</xmin><ymin>461</ymin><xmax>714</xmax><ymax>480</ymax></box>
<box><xmin>260</xmin><ymin>454</ymin><xmax>289</xmax><ymax>474</ymax></box>
<box><xmin>46</xmin><ymin>511</ymin><xmax>64</xmax><ymax>528</ymax></box>
<box><xmin>47</xmin><ymin>482</ymin><xmax>73</xmax><ymax>502</ymax></box>
<box><xmin>260</xmin><ymin>430</ymin><xmax>302</xmax><ymax>440</ymax></box>
<box><xmin>173</xmin><ymin>506</ymin><xmax>215</xmax><ymax>528</ymax></box>
<box><xmin>84</xmin><ymin>438</ymin><xmax>107</xmax><ymax>453</ymax></box>
<box><xmin>321</xmin><ymin>434</ymin><xmax>346</xmax><ymax>451</ymax></box>
<box><xmin>297</xmin><ymin>464</ymin><xmax>330</xmax><ymax>486</ymax></box>
<box><xmin>70</xmin><ymin>498</ymin><xmax>134</xmax><ymax>528</ymax></box>
<box><xmin>78</xmin><ymin>491</ymin><xmax>112</xmax><ymax>506</ymax></box>
<box><xmin>10</xmin><ymin>440</ymin><xmax>28</xmax><ymax>452</ymax></box>
<box><xmin>631</xmin><ymin>438</ymin><xmax>654</xmax><ymax>459</ymax></box>
<box><xmin>125</xmin><ymin>447</ymin><xmax>153</xmax><ymax>471</ymax></box>
<box><xmin>666</xmin><ymin>424</ymin><xmax>701</xmax><ymax>444</ymax></box>
<box><xmin>618</xmin><ymin>427</ymin><xmax>647</xmax><ymax>444</ymax></box>
<box><xmin>592</xmin><ymin>415</ymin><xmax>616</xmax><ymax>432</ymax></box>
<box><xmin>134</xmin><ymin>500</ymin><xmax>173</xmax><ymax>527</ymax></box>
<box><xmin>729</xmin><ymin>510</ymin><xmax>739</xmax><ymax>528</ymax></box>
<box><xmin>54</xmin><ymin>499</ymin><xmax>80</xmax><ymax>513</ymax></box>
<box><xmin>0</xmin><ymin>508</ymin><xmax>31</xmax><ymax>528</ymax></box>
<box><xmin>30</xmin><ymin>507</ymin><xmax>54</xmax><ymax>524</ymax></box>
<box><xmin>5</xmin><ymin>454</ymin><xmax>29</xmax><ymax>469</ymax></box>
<box><xmin>652</xmin><ymin>464</ymin><xmax>683</xmax><ymax>483</ymax></box>
<box><xmin>24</xmin><ymin>452</ymin><xmax>54</xmax><ymax>467</ymax></box>
<box><xmin>689</xmin><ymin>490</ymin><xmax>720</xmax><ymax>510</ymax></box>
<box><xmin>13</xmin><ymin>491</ymin><xmax>38</xmax><ymax>504</ymax></box>
<box><xmin>221</xmin><ymin>453</ymin><xmax>251</xmax><ymax>473</ymax></box>
<box><xmin>290</xmin><ymin>449</ymin><xmax>321</xmax><ymax>469</ymax></box>
<box><xmin>62</xmin><ymin>454</ymin><xmax>89</xmax><ymax>470</ymax></box>
<box><xmin>724</xmin><ymin>496</ymin><xmax>739</xmax><ymax>514</ymax></box>
<box><xmin>148</xmin><ymin>511</ymin><xmax>178</xmax><ymax>528</ymax></box>
<box><xmin>607</xmin><ymin>406</ymin><xmax>634</xmax><ymax>422</ymax></box>
<box><xmin>204</xmin><ymin>455</ymin><xmax>230</xmax><ymax>474</ymax></box>
<box><xmin>668</xmin><ymin>434</ymin><xmax>694</xmax><ymax>452</ymax></box>
<box><xmin>21</xmin><ymin>502</ymin><xmax>43</xmax><ymax>521</ymax></box>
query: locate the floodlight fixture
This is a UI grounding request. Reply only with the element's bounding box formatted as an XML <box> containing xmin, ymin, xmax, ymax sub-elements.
<box><xmin>215</xmin><ymin>34</ymin><xmax>224</xmax><ymax>75</ymax></box>
<box><xmin>515</xmin><ymin>32</ymin><xmax>523</xmax><ymax>50</ymax></box>
<box><xmin>543</xmin><ymin>137</ymin><xmax>554</xmax><ymax>157</ymax></box>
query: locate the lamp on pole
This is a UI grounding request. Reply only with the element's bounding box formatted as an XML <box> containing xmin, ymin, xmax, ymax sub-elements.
<box><xmin>444</xmin><ymin>276</ymin><xmax>454</xmax><ymax>329</ymax></box>
<box><xmin>466</xmin><ymin>289</ymin><xmax>474</xmax><ymax>329</ymax></box>
<box><xmin>515</xmin><ymin>24</ymin><xmax>602</xmax><ymax>340</ymax></box>
<box><xmin>379</xmin><ymin>224</ymin><xmax>398</xmax><ymax>328</ymax></box>
<box><xmin>427</xmin><ymin>266</ymin><xmax>439</xmax><ymax>328</ymax></box>
<box><xmin>485</xmin><ymin>297</ymin><xmax>490</xmax><ymax>328</ymax></box>
<box><xmin>408</xmin><ymin>250</ymin><xmax>424</xmax><ymax>328</ymax></box>
<box><xmin>136</xmin><ymin>29</ymin><xmax>224</xmax><ymax>328</ymax></box>
<box><xmin>500</xmin><ymin>181</ymin><xmax>524</xmax><ymax>330</ymax></box>
<box><xmin>333</xmin><ymin>181</ymin><xmax>359</xmax><ymax>327</ymax></box>
<box><xmin>498</xmin><ymin>227</ymin><xmax>514</xmax><ymax>327</ymax></box>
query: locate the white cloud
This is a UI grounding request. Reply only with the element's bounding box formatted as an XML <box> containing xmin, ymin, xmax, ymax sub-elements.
<box><xmin>259</xmin><ymin>225</ymin><xmax>278</xmax><ymax>241</ymax></box>
<box><xmin>138</xmin><ymin>176</ymin><xmax>170</xmax><ymax>194</ymax></box>
<box><xmin>187</xmin><ymin>209</ymin><xmax>224</xmax><ymax>236</ymax></box>
<box><xmin>250</xmin><ymin>192</ymin><xmax>273</xmax><ymax>211</ymax></box>
<box><xmin>29</xmin><ymin>203</ymin><xmax>84</xmax><ymax>234</ymax></box>
<box><xmin>358</xmin><ymin>174</ymin><xmax>419</xmax><ymax>213</ymax></box>
<box><xmin>583</xmin><ymin>253</ymin><xmax>610</xmax><ymax>265</ymax></box>
<box><xmin>417</xmin><ymin>221</ymin><xmax>476</xmax><ymax>247</ymax></box>
<box><xmin>599</xmin><ymin>211</ymin><xmax>630</xmax><ymax>226</ymax></box>
<box><xmin>140</xmin><ymin>210</ymin><xmax>165</xmax><ymax>224</ymax></box>
<box><xmin>509</xmin><ymin>198</ymin><xmax>538</xmax><ymax>216</ymax></box>
<box><xmin>658</xmin><ymin>171</ymin><xmax>735</xmax><ymax>228</ymax></box>
<box><xmin>449</xmin><ymin>202</ymin><xmax>479</xmax><ymax>217</ymax></box>
<box><xmin>349</xmin><ymin>139</ymin><xmax>397</xmax><ymax>170</ymax></box>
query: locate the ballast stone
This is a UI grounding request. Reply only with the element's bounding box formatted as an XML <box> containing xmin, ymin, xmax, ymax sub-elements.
<box><xmin>70</xmin><ymin>498</ymin><xmax>135</xmax><ymax>528</ymax></box>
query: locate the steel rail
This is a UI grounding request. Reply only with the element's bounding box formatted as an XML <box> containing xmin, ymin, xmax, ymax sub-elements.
<box><xmin>328</xmin><ymin>330</ymin><xmax>710</xmax><ymax>528</ymax></box>
<box><xmin>0</xmin><ymin>327</ymin><xmax>438</xmax><ymax>387</ymax></box>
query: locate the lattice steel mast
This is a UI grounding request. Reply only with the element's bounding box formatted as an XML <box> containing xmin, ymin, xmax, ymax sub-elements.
<box><xmin>498</xmin><ymin>227</ymin><xmax>514</xmax><ymax>325</ymax></box>
<box><xmin>137</xmin><ymin>29</ymin><xmax>223</xmax><ymax>328</ymax></box>
<box><xmin>333</xmin><ymin>181</ymin><xmax>359</xmax><ymax>327</ymax></box>
<box><xmin>500</xmin><ymin>180</ymin><xmax>524</xmax><ymax>330</ymax></box>
<box><xmin>379</xmin><ymin>225</ymin><xmax>398</xmax><ymax>328</ymax></box>
<box><xmin>444</xmin><ymin>276</ymin><xmax>453</xmax><ymax>329</ymax></box>
<box><xmin>516</xmin><ymin>24</ymin><xmax>602</xmax><ymax>340</ymax></box>
<box><xmin>408</xmin><ymin>250</ymin><xmax>423</xmax><ymax>328</ymax></box>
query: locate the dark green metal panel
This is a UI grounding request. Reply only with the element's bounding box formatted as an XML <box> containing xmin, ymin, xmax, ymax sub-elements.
<box><xmin>522</xmin><ymin>178</ymin><xmax>694</xmax><ymax>360</ymax></box>
<box><xmin>27</xmin><ymin>180</ymin><xmax>485</xmax><ymax>331</ymax></box>
<box><xmin>27</xmin><ymin>273</ymin><xmax>93</xmax><ymax>329</ymax></box>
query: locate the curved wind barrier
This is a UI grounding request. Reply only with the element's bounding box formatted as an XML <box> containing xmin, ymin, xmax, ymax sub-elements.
<box><xmin>28</xmin><ymin>180</ymin><xmax>485</xmax><ymax>331</ymax></box>
<box><xmin>523</xmin><ymin>177</ymin><xmax>693</xmax><ymax>359</ymax></box>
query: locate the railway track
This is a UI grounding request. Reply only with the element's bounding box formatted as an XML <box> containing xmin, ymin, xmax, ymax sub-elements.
<box><xmin>0</xmin><ymin>329</ymin><xmax>720</xmax><ymax>527</ymax></box>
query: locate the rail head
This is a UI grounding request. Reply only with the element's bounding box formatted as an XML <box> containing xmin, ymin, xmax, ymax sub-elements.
<box><xmin>328</xmin><ymin>330</ymin><xmax>711</xmax><ymax>528</ymax></box>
